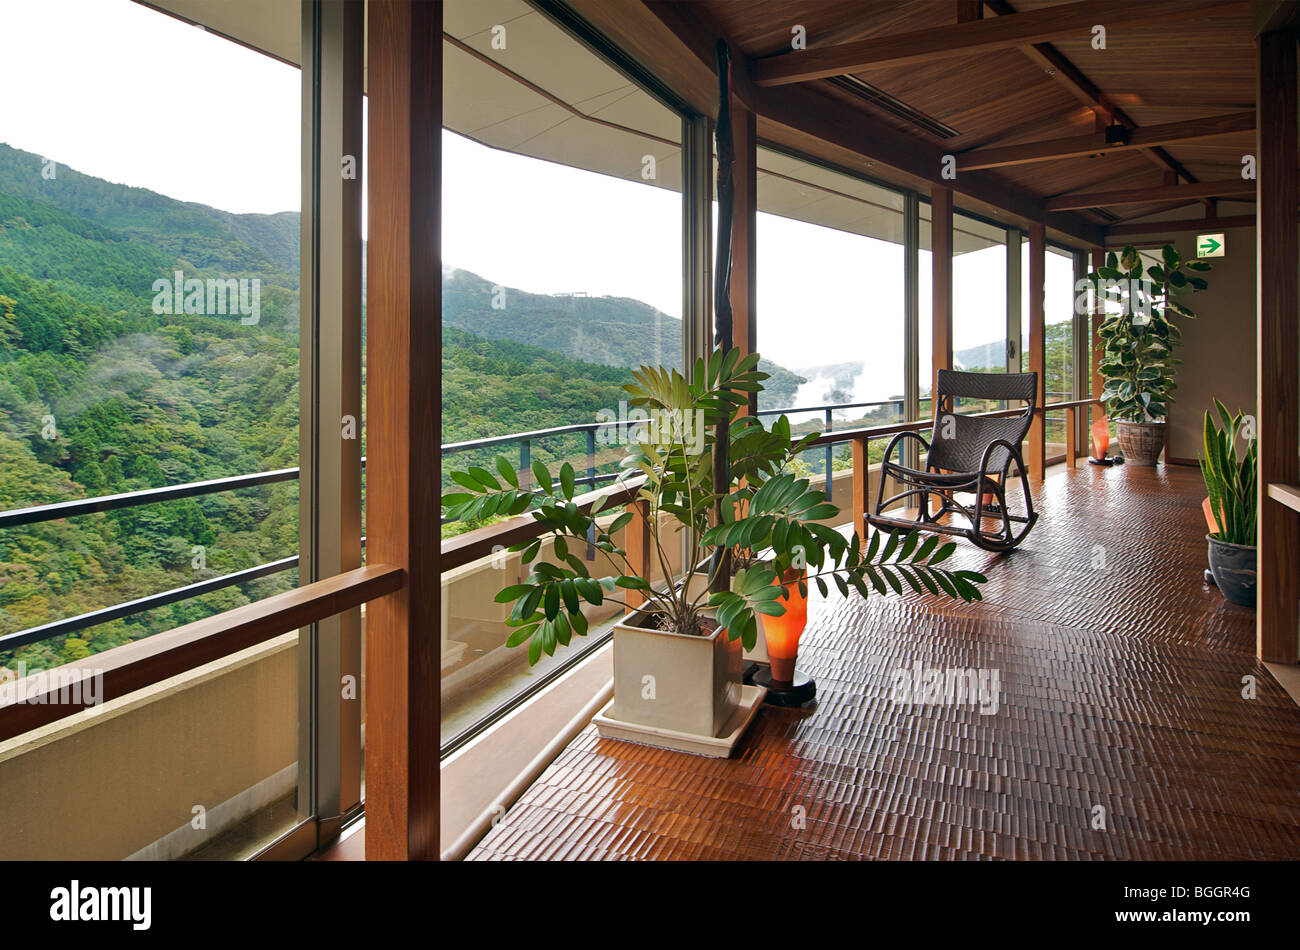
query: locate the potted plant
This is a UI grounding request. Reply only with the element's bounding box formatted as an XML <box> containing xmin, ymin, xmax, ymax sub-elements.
<box><xmin>1089</xmin><ymin>244</ymin><xmax>1212</xmax><ymax>465</ymax></box>
<box><xmin>442</xmin><ymin>348</ymin><xmax>988</xmax><ymax>755</ymax></box>
<box><xmin>1200</xmin><ymin>399</ymin><xmax>1256</xmax><ymax>607</ymax></box>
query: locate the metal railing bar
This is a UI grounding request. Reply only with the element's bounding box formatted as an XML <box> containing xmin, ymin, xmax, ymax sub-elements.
<box><xmin>0</xmin><ymin>467</ymin><xmax>301</xmax><ymax>529</ymax></box>
<box><xmin>0</xmin><ymin>556</ymin><xmax>300</xmax><ymax>652</ymax></box>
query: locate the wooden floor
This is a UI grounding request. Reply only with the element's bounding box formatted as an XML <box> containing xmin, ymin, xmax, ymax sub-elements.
<box><xmin>468</xmin><ymin>463</ymin><xmax>1300</xmax><ymax>860</ymax></box>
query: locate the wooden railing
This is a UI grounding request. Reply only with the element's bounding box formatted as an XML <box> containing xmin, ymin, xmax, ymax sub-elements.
<box><xmin>0</xmin><ymin>563</ymin><xmax>404</xmax><ymax>741</ymax></box>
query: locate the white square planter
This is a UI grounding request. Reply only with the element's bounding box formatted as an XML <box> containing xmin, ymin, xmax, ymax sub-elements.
<box><xmin>610</xmin><ymin>613</ymin><xmax>743</xmax><ymax>738</ymax></box>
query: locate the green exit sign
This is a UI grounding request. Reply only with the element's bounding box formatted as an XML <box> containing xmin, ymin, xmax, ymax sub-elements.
<box><xmin>1197</xmin><ymin>233</ymin><xmax>1225</xmax><ymax>258</ymax></box>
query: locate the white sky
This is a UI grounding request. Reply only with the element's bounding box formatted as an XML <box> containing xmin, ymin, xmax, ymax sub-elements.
<box><xmin>0</xmin><ymin>0</ymin><xmax>1077</xmax><ymax>405</ymax></box>
<box><xmin>0</xmin><ymin>0</ymin><xmax>301</xmax><ymax>215</ymax></box>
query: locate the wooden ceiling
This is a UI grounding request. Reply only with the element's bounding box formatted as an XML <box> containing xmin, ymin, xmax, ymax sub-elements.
<box><xmin>568</xmin><ymin>0</ymin><xmax>1267</xmax><ymax>246</ymax></box>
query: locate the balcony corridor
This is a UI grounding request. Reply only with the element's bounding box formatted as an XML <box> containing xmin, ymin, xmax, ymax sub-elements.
<box><xmin>468</xmin><ymin>463</ymin><xmax>1300</xmax><ymax>860</ymax></box>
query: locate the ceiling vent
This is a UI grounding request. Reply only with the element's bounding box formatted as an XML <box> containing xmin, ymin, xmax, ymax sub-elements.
<box><xmin>824</xmin><ymin>75</ymin><xmax>961</xmax><ymax>139</ymax></box>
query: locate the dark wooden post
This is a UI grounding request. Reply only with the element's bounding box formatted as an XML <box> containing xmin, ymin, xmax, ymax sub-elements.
<box><xmin>1090</xmin><ymin>247</ymin><xmax>1106</xmax><ymax>451</ymax></box>
<box><xmin>1026</xmin><ymin>221</ymin><xmax>1047</xmax><ymax>480</ymax></box>
<box><xmin>365</xmin><ymin>0</ymin><xmax>442</xmax><ymax>860</ymax></box>
<box><xmin>931</xmin><ymin>186</ymin><xmax>953</xmax><ymax>403</ymax></box>
<box><xmin>730</xmin><ymin>106</ymin><xmax>758</xmax><ymax>418</ymax></box>
<box><xmin>1256</xmin><ymin>30</ymin><xmax>1300</xmax><ymax>665</ymax></box>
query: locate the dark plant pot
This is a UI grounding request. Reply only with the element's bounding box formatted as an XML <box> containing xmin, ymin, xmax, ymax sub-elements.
<box><xmin>1116</xmin><ymin>420</ymin><xmax>1166</xmax><ymax>466</ymax></box>
<box><xmin>1206</xmin><ymin>535</ymin><xmax>1256</xmax><ymax>607</ymax></box>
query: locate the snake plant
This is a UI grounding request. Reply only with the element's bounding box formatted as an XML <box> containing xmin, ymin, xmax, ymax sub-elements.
<box><xmin>1200</xmin><ymin>398</ymin><xmax>1256</xmax><ymax>546</ymax></box>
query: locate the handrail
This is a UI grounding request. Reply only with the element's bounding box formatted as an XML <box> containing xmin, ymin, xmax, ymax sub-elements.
<box><xmin>0</xmin><ymin>466</ymin><xmax>301</xmax><ymax>530</ymax></box>
<box><xmin>0</xmin><ymin>563</ymin><xmax>404</xmax><ymax>742</ymax></box>
<box><xmin>0</xmin><ymin>395</ymin><xmax>1100</xmax><ymax>653</ymax></box>
<box><xmin>0</xmin><ymin>555</ymin><xmax>299</xmax><ymax>653</ymax></box>
<box><xmin>438</xmin><ymin>398</ymin><xmax>1102</xmax><ymax>572</ymax></box>
<box><xmin>441</xmin><ymin>479</ymin><xmax>642</xmax><ymax>573</ymax></box>
<box><xmin>804</xmin><ymin>397</ymin><xmax>1100</xmax><ymax>448</ymax></box>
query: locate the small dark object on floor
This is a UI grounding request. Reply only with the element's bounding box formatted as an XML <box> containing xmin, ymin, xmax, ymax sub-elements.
<box><xmin>754</xmin><ymin>666</ymin><xmax>816</xmax><ymax>706</ymax></box>
<box><xmin>1089</xmin><ymin>456</ymin><xmax>1114</xmax><ymax>467</ymax></box>
<box><xmin>1204</xmin><ymin>568</ymin><xmax>1217</xmax><ymax>586</ymax></box>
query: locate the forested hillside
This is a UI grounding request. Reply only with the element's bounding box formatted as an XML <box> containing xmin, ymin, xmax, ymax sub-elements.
<box><xmin>0</xmin><ymin>144</ymin><xmax>814</xmax><ymax>673</ymax></box>
<box><xmin>0</xmin><ymin>143</ymin><xmax>302</xmax><ymax>673</ymax></box>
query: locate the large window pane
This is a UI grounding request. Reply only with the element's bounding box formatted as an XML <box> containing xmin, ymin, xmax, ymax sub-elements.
<box><xmin>755</xmin><ymin>149</ymin><xmax>906</xmax><ymax>492</ymax></box>
<box><xmin>0</xmin><ymin>0</ymin><xmax>302</xmax><ymax>858</ymax></box>
<box><xmin>439</xmin><ymin>0</ymin><xmax>683</xmax><ymax>745</ymax></box>
<box><xmin>951</xmin><ymin>214</ymin><xmax>1008</xmax><ymax>415</ymax></box>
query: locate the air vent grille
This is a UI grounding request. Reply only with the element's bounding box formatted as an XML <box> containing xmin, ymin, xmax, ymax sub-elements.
<box><xmin>824</xmin><ymin>75</ymin><xmax>960</xmax><ymax>139</ymax></box>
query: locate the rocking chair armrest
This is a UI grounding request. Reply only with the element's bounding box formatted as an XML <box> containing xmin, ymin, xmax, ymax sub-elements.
<box><xmin>978</xmin><ymin>438</ymin><xmax>1024</xmax><ymax>479</ymax></box>
<box><xmin>881</xmin><ymin>430</ymin><xmax>931</xmax><ymax>469</ymax></box>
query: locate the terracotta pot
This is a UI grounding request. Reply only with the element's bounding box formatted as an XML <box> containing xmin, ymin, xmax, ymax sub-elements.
<box><xmin>761</xmin><ymin>569</ymin><xmax>808</xmax><ymax>684</ymax></box>
<box><xmin>610</xmin><ymin>610</ymin><xmax>743</xmax><ymax>738</ymax></box>
<box><xmin>1115</xmin><ymin>420</ymin><xmax>1166</xmax><ymax>466</ymax></box>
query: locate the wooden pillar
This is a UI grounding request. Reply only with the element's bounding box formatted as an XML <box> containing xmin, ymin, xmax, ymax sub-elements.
<box><xmin>365</xmin><ymin>0</ymin><xmax>442</xmax><ymax>861</ymax></box>
<box><xmin>1065</xmin><ymin>407</ymin><xmax>1077</xmax><ymax>468</ymax></box>
<box><xmin>1026</xmin><ymin>222</ymin><xmax>1047</xmax><ymax>480</ymax></box>
<box><xmin>730</xmin><ymin>106</ymin><xmax>758</xmax><ymax>417</ymax></box>
<box><xmin>851</xmin><ymin>437</ymin><xmax>868</xmax><ymax>534</ymax></box>
<box><xmin>931</xmin><ymin>186</ymin><xmax>953</xmax><ymax>402</ymax></box>
<box><xmin>1257</xmin><ymin>30</ymin><xmax>1300</xmax><ymax>665</ymax></box>
<box><xmin>624</xmin><ymin>498</ymin><xmax>653</xmax><ymax>609</ymax></box>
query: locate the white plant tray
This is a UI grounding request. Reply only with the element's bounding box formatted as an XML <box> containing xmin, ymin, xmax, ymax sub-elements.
<box><xmin>592</xmin><ymin>683</ymin><xmax>767</xmax><ymax>758</ymax></box>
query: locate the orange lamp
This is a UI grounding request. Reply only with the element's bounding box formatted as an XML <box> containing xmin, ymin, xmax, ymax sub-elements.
<box><xmin>1089</xmin><ymin>414</ymin><xmax>1118</xmax><ymax>466</ymax></box>
<box><xmin>754</xmin><ymin>568</ymin><xmax>816</xmax><ymax>706</ymax></box>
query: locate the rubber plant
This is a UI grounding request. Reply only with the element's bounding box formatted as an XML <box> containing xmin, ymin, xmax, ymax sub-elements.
<box><xmin>442</xmin><ymin>348</ymin><xmax>989</xmax><ymax>666</ymax></box>
<box><xmin>1089</xmin><ymin>244</ymin><xmax>1212</xmax><ymax>423</ymax></box>
<box><xmin>1200</xmin><ymin>399</ymin><xmax>1256</xmax><ymax>546</ymax></box>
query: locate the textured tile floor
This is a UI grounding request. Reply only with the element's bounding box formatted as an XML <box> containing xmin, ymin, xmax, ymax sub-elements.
<box><xmin>469</xmin><ymin>463</ymin><xmax>1300</xmax><ymax>860</ymax></box>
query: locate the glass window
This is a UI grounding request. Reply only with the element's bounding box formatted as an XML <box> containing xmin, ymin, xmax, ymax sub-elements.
<box><xmin>949</xmin><ymin>213</ymin><xmax>1008</xmax><ymax>414</ymax></box>
<box><xmin>0</xmin><ymin>0</ymin><xmax>302</xmax><ymax>858</ymax></box>
<box><xmin>439</xmin><ymin>0</ymin><xmax>683</xmax><ymax>746</ymax></box>
<box><xmin>755</xmin><ymin>148</ymin><xmax>906</xmax><ymax>496</ymax></box>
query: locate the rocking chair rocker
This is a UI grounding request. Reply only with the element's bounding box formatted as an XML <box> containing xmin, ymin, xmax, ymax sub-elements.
<box><xmin>866</xmin><ymin>369</ymin><xmax>1039</xmax><ymax>552</ymax></box>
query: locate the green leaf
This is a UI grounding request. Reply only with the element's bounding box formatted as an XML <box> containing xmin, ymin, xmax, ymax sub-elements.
<box><xmin>494</xmin><ymin>584</ymin><xmax>533</xmax><ymax>604</ymax></box>
<box><xmin>506</xmin><ymin>623</ymin><xmax>539</xmax><ymax>649</ymax></box>
<box><xmin>467</xmin><ymin>466</ymin><xmax>501</xmax><ymax>491</ymax></box>
<box><xmin>560</xmin><ymin>462</ymin><xmax>576</xmax><ymax>500</ymax></box>
<box><xmin>532</xmin><ymin>460</ymin><xmax>553</xmax><ymax>495</ymax></box>
<box><xmin>495</xmin><ymin>456</ymin><xmax>520</xmax><ymax>488</ymax></box>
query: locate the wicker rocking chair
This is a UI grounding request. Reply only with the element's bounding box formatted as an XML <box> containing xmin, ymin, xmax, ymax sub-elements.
<box><xmin>867</xmin><ymin>369</ymin><xmax>1039</xmax><ymax>552</ymax></box>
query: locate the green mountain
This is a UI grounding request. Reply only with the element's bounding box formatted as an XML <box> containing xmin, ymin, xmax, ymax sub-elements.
<box><xmin>0</xmin><ymin>144</ymin><xmax>299</xmax><ymax>284</ymax></box>
<box><xmin>441</xmin><ymin>267</ymin><xmax>806</xmax><ymax>409</ymax></box>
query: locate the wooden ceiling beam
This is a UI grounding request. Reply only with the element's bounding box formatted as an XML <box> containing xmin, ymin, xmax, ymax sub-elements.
<box><xmin>1105</xmin><ymin>213</ymin><xmax>1254</xmax><ymax>237</ymax></box>
<box><xmin>959</xmin><ymin>111</ymin><xmax>1255</xmax><ymax>170</ymax></box>
<box><xmin>1046</xmin><ymin>179</ymin><xmax>1255</xmax><ymax>211</ymax></box>
<box><xmin>983</xmin><ymin>0</ymin><xmax>1206</xmax><ymax>187</ymax></box>
<box><xmin>749</xmin><ymin>0</ymin><xmax>1244</xmax><ymax>86</ymax></box>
